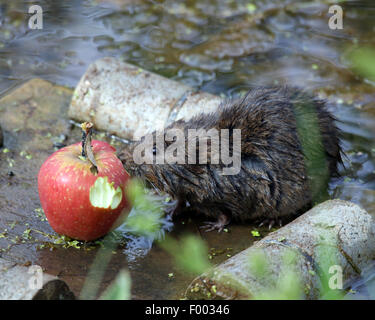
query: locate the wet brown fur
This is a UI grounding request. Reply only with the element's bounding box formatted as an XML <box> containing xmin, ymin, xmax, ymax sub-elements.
<box><xmin>119</xmin><ymin>87</ymin><xmax>343</xmax><ymax>226</ymax></box>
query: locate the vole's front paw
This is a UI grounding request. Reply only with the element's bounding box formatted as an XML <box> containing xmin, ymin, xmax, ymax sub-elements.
<box><xmin>200</xmin><ymin>213</ymin><xmax>230</xmax><ymax>232</ymax></box>
<box><xmin>200</xmin><ymin>221</ymin><xmax>226</xmax><ymax>232</ymax></box>
<box><xmin>258</xmin><ymin>217</ymin><xmax>283</xmax><ymax>230</ymax></box>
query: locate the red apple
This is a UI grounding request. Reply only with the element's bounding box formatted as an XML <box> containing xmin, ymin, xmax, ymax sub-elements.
<box><xmin>38</xmin><ymin>139</ymin><xmax>130</xmax><ymax>241</ymax></box>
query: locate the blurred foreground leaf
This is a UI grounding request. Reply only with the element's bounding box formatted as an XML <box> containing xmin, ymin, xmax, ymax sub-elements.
<box><xmin>100</xmin><ymin>270</ymin><xmax>131</xmax><ymax>300</ymax></box>
<box><xmin>160</xmin><ymin>234</ymin><xmax>211</xmax><ymax>275</ymax></box>
<box><xmin>349</xmin><ymin>47</ymin><xmax>375</xmax><ymax>82</ymax></box>
<box><xmin>125</xmin><ymin>179</ymin><xmax>170</xmax><ymax>236</ymax></box>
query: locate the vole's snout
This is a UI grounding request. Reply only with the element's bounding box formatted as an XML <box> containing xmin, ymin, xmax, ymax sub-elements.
<box><xmin>118</xmin><ymin>147</ymin><xmax>134</xmax><ymax>166</ymax></box>
<box><xmin>118</xmin><ymin>144</ymin><xmax>153</xmax><ymax>181</ymax></box>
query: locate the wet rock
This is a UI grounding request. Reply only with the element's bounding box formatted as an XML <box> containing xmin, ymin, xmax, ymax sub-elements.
<box><xmin>0</xmin><ymin>258</ymin><xmax>75</xmax><ymax>300</ymax></box>
<box><xmin>69</xmin><ymin>57</ymin><xmax>222</xmax><ymax>140</ymax></box>
<box><xmin>174</xmin><ymin>91</ymin><xmax>221</xmax><ymax>123</ymax></box>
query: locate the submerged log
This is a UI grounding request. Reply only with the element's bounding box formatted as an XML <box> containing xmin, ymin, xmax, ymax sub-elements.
<box><xmin>0</xmin><ymin>258</ymin><xmax>75</xmax><ymax>300</ymax></box>
<box><xmin>69</xmin><ymin>57</ymin><xmax>222</xmax><ymax>140</ymax></box>
<box><xmin>186</xmin><ymin>200</ymin><xmax>375</xmax><ymax>299</ymax></box>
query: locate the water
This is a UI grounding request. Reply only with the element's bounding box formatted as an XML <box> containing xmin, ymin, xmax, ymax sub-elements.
<box><xmin>0</xmin><ymin>0</ymin><xmax>374</xmax><ymax>299</ymax></box>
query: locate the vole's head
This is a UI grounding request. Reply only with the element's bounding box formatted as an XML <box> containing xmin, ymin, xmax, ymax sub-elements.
<box><xmin>118</xmin><ymin>118</ymin><xmax>227</xmax><ymax>194</ymax></box>
<box><xmin>118</xmin><ymin>130</ymin><xmax>175</xmax><ymax>192</ymax></box>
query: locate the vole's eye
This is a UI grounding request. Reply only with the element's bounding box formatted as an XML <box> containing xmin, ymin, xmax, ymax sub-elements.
<box><xmin>152</xmin><ymin>146</ymin><xmax>157</xmax><ymax>155</ymax></box>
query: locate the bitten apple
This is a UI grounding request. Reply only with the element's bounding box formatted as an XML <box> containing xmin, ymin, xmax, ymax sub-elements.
<box><xmin>38</xmin><ymin>138</ymin><xmax>130</xmax><ymax>241</ymax></box>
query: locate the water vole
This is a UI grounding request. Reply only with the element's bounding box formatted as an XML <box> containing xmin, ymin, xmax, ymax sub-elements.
<box><xmin>119</xmin><ymin>87</ymin><xmax>343</xmax><ymax>231</ymax></box>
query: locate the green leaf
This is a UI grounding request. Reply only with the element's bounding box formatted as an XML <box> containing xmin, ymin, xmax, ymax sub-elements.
<box><xmin>251</xmin><ymin>230</ymin><xmax>260</xmax><ymax>237</ymax></box>
<box><xmin>160</xmin><ymin>235</ymin><xmax>211</xmax><ymax>275</ymax></box>
<box><xmin>124</xmin><ymin>179</ymin><xmax>169</xmax><ymax>236</ymax></box>
<box><xmin>246</xmin><ymin>3</ymin><xmax>257</xmax><ymax>13</ymax></box>
<box><xmin>100</xmin><ymin>270</ymin><xmax>131</xmax><ymax>300</ymax></box>
<box><xmin>248</xmin><ymin>249</ymin><xmax>268</xmax><ymax>277</ymax></box>
<box><xmin>349</xmin><ymin>47</ymin><xmax>375</xmax><ymax>81</ymax></box>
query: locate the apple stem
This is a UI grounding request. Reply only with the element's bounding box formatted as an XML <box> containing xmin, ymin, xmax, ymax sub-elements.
<box><xmin>80</xmin><ymin>122</ymin><xmax>98</xmax><ymax>175</ymax></box>
<box><xmin>81</xmin><ymin>130</ymin><xmax>87</xmax><ymax>158</ymax></box>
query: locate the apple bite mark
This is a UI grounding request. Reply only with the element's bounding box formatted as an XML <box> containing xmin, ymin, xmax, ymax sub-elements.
<box><xmin>89</xmin><ymin>176</ymin><xmax>123</xmax><ymax>210</ymax></box>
